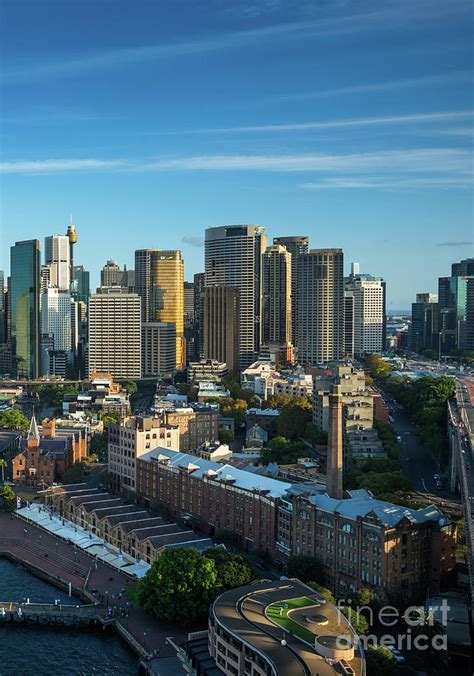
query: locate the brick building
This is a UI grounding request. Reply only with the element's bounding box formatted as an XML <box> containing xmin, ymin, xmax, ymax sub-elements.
<box><xmin>136</xmin><ymin>448</ymin><xmax>291</xmax><ymax>560</ymax></box>
<box><xmin>162</xmin><ymin>405</ymin><xmax>219</xmax><ymax>451</ymax></box>
<box><xmin>12</xmin><ymin>416</ymin><xmax>88</xmax><ymax>486</ymax></box>
<box><xmin>289</xmin><ymin>488</ymin><xmax>456</xmax><ymax>604</ymax></box>
<box><xmin>108</xmin><ymin>415</ymin><xmax>180</xmax><ymax>493</ymax></box>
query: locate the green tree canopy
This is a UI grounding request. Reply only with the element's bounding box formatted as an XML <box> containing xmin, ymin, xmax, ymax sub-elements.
<box><xmin>260</xmin><ymin>436</ymin><xmax>307</xmax><ymax>465</ymax></box>
<box><xmin>277</xmin><ymin>400</ymin><xmax>312</xmax><ymax>440</ymax></box>
<box><xmin>0</xmin><ymin>409</ymin><xmax>29</xmax><ymax>433</ymax></box>
<box><xmin>340</xmin><ymin>606</ymin><xmax>369</xmax><ymax>635</ymax></box>
<box><xmin>0</xmin><ymin>483</ymin><xmax>16</xmax><ymax>511</ymax></box>
<box><xmin>219</xmin><ymin>398</ymin><xmax>248</xmax><ymax>427</ymax></box>
<box><xmin>365</xmin><ymin>646</ymin><xmax>396</xmax><ymax>676</ymax></box>
<box><xmin>218</xmin><ymin>428</ymin><xmax>234</xmax><ymax>444</ymax></box>
<box><xmin>356</xmin><ymin>470</ymin><xmax>412</xmax><ymax>497</ymax></box>
<box><xmin>365</xmin><ymin>355</ymin><xmax>392</xmax><ymax>380</ymax></box>
<box><xmin>63</xmin><ymin>462</ymin><xmax>85</xmax><ymax>483</ymax></box>
<box><xmin>137</xmin><ymin>548</ymin><xmax>219</xmax><ymax>626</ymax></box>
<box><xmin>287</xmin><ymin>554</ymin><xmax>324</xmax><ymax>584</ymax></box>
<box><xmin>204</xmin><ymin>548</ymin><xmax>253</xmax><ymax>591</ymax></box>
<box><xmin>307</xmin><ymin>582</ymin><xmax>335</xmax><ymax>604</ymax></box>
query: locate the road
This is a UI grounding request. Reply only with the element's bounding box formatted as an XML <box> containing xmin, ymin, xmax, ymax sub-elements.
<box><xmin>383</xmin><ymin>391</ymin><xmax>440</xmax><ymax>494</ymax></box>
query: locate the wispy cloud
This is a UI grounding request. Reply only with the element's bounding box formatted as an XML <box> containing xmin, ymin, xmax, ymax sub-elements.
<box><xmin>436</xmin><ymin>240</ymin><xmax>473</xmax><ymax>247</ymax></box>
<box><xmin>1</xmin><ymin>148</ymin><xmax>472</xmax><ymax>177</ymax></box>
<box><xmin>302</xmin><ymin>176</ymin><xmax>473</xmax><ymax>190</ymax></box>
<box><xmin>163</xmin><ymin>110</ymin><xmax>473</xmax><ymax>135</ymax></box>
<box><xmin>266</xmin><ymin>71</ymin><xmax>473</xmax><ymax>103</ymax></box>
<box><xmin>139</xmin><ymin>148</ymin><xmax>472</xmax><ymax>174</ymax></box>
<box><xmin>0</xmin><ymin>159</ymin><xmax>126</xmax><ymax>174</ymax></box>
<box><xmin>2</xmin><ymin>1</ymin><xmax>470</xmax><ymax>83</ymax></box>
<box><xmin>181</xmin><ymin>235</ymin><xmax>204</xmax><ymax>248</ymax></box>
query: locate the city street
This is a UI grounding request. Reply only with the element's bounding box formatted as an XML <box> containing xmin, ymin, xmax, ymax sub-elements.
<box><xmin>383</xmin><ymin>391</ymin><xmax>439</xmax><ymax>494</ymax></box>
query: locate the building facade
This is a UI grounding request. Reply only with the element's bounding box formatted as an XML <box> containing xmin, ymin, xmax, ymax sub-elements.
<box><xmin>87</xmin><ymin>288</ymin><xmax>141</xmax><ymax>378</ymax></box>
<box><xmin>345</xmin><ymin>273</ymin><xmax>386</xmax><ymax>356</ymax></box>
<box><xmin>44</xmin><ymin>234</ymin><xmax>70</xmax><ymax>290</ymax></box>
<box><xmin>162</xmin><ymin>405</ymin><xmax>219</xmax><ymax>451</ymax></box>
<box><xmin>205</xmin><ymin>225</ymin><xmax>267</xmax><ymax>369</ymax></box>
<box><xmin>273</xmin><ymin>235</ymin><xmax>309</xmax><ymax>348</ymax></box>
<box><xmin>108</xmin><ymin>415</ymin><xmax>180</xmax><ymax>493</ymax></box>
<box><xmin>203</xmin><ymin>285</ymin><xmax>240</xmax><ymax>372</ymax></box>
<box><xmin>141</xmin><ymin>322</ymin><xmax>176</xmax><ymax>376</ymax></box>
<box><xmin>262</xmin><ymin>243</ymin><xmax>292</xmax><ymax>348</ymax></box>
<box><xmin>297</xmin><ymin>249</ymin><xmax>344</xmax><ymax>365</ymax></box>
<box><xmin>135</xmin><ymin>249</ymin><xmax>185</xmax><ymax>370</ymax></box>
<box><xmin>10</xmin><ymin>239</ymin><xmax>41</xmax><ymax>378</ymax></box>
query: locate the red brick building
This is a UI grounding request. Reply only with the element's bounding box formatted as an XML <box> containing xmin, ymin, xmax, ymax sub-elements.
<box><xmin>12</xmin><ymin>416</ymin><xmax>88</xmax><ymax>486</ymax></box>
<box><xmin>136</xmin><ymin>448</ymin><xmax>291</xmax><ymax>560</ymax></box>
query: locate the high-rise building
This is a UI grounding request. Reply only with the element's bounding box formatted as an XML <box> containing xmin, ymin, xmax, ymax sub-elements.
<box><xmin>205</xmin><ymin>225</ymin><xmax>267</xmax><ymax>369</ymax></box>
<box><xmin>40</xmin><ymin>287</ymin><xmax>72</xmax><ymax>375</ymax></box>
<box><xmin>135</xmin><ymin>249</ymin><xmax>185</xmax><ymax>370</ymax></box>
<box><xmin>87</xmin><ymin>287</ymin><xmax>141</xmax><ymax>378</ymax></box>
<box><xmin>345</xmin><ymin>269</ymin><xmax>386</xmax><ymax>356</ymax></box>
<box><xmin>100</xmin><ymin>260</ymin><xmax>135</xmax><ymax>290</ymax></box>
<box><xmin>410</xmin><ymin>293</ymin><xmax>439</xmax><ymax>354</ymax></box>
<box><xmin>297</xmin><ymin>249</ymin><xmax>344</xmax><ymax>365</ymax></box>
<box><xmin>438</xmin><ymin>269</ymin><xmax>474</xmax><ymax>352</ymax></box>
<box><xmin>142</xmin><ymin>322</ymin><xmax>177</xmax><ymax>376</ymax></box>
<box><xmin>184</xmin><ymin>281</ymin><xmax>194</xmax><ymax>322</ymax></box>
<box><xmin>44</xmin><ymin>234</ymin><xmax>70</xmax><ymax>290</ymax></box>
<box><xmin>451</xmin><ymin>258</ymin><xmax>474</xmax><ymax>277</ymax></box>
<box><xmin>273</xmin><ymin>235</ymin><xmax>309</xmax><ymax>347</ymax></box>
<box><xmin>0</xmin><ymin>270</ymin><xmax>4</xmax><ymax>345</ymax></box>
<box><xmin>71</xmin><ymin>265</ymin><xmax>90</xmax><ymax>304</ymax></box>
<box><xmin>466</xmin><ymin>278</ymin><xmax>474</xmax><ymax>352</ymax></box>
<box><xmin>203</xmin><ymin>286</ymin><xmax>240</xmax><ymax>372</ymax></box>
<box><xmin>344</xmin><ymin>293</ymin><xmax>354</xmax><ymax>358</ymax></box>
<box><xmin>262</xmin><ymin>244</ymin><xmax>292</xmax><ymax>348</ymax></box>
<box><xmin>193</xmin><ymin>272</ymin><xmax>205</xmax><ymax>361</ymax></box>
<box><xmin>10</xmin><ymin>240</ymin><xmax>41</xmax><ymax>378</ymax></box>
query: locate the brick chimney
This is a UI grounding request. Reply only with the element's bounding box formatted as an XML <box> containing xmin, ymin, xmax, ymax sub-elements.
<box><xmin>326</xmin><ymin>382</ymin><xmax>343</xmax><ymax>499</ymax></box>
<box><xmin>42</xmin><ymin>418</ymin><xmax>56</xmax><ymax>439</ymax></box>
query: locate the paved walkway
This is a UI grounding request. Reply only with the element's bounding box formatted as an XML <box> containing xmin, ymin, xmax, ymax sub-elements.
<box><xmin>0</xmin><ymin>511</ymin><xmax>189</xmax><ymax>660</ymax></box>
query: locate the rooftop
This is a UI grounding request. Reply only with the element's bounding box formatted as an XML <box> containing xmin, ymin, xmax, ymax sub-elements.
<box><xmin>309</xmin><ymin>489</ymin><xmax>449</xmax><ymax>528</ymax></box>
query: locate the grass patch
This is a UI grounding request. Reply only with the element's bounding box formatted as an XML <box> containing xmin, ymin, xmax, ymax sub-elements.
<box><xmin>266</xmin><ymin>596</ymin><xmax>317</xmax><ymax>644</ymax></box>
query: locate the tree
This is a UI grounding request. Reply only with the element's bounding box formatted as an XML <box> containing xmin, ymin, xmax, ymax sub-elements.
<box><xmin>101</xmin><ymin>411</ymin><xmax>121</xmax><ymax>430</ymax></box>
<box><xmin>260</xmin><ymin>436</ymin><xmax>307</xmax><ymax>465</ymax></box>
<box><xmin>0</xmin><ymin>483</ymin><xmax>16</xmax><ymax>511</ymax></box>
<box><xmin>340</xmin><ymin>606</ymin><xmax>369</xmax><ymax>635</ymax></box>
<box><xmin>366</xmin><ymin>355</ymin><xmax>392</xmax><ymax>380</ymax></box>
<box><xmin>351</xmin><ymin>588</ymin><xmax>381</xmax><ymax>613</ymax></box>
<box><xmin>307</xmin><ymin>582</ymin><xmax>335</xmax><ymax>604</ymax></box>
<box><xmin>356</xmin><ymin>470</ymin><xmax>412</xmax><ymax>497</ymax></box>
<box><xmin>137</xmin><ymin>548</ymin><xmax>219</xmax><ymax>626</ymax></box>
<box><xmin>287</xmin><ymin>554</ymin><xmax>324</xmax><ymax>584</ymax></box>
<box><xmin>123</xmin><ymin>381</ymin><xmax>138</xmax><ymax>395</ymax></box>
<box><xmin>0</xmin><ymin>458</ymin><xmax>7</xmax><ymax>482</ymax></box>
<box><xmin>218</xmin><ymin>428</ymin><xmax>234</xmax><ymax>444</ymax></box>
<box><xmin>204</xmin><ymin>548</ymin><xmax>253</xmax><ymax>591</ymax></box>
<box><xmin>63</xmin><ymin>462</ymin><xmax>85</xmax><ymax>483</ymax></box>
<box><xmin>304</xmin><ymin>422</ymin><xmax>328</xmax><ymax>445</ymax></box>
<box><xmin>219</xmin><ymin>398</ymin><xmax>248</xmax><ymax>427</ymax></box>
<box><xmin>365</xmin><ymin>646</ymin><xmax>396</xmax><ymax>676</ymax></box>
<box><xmin>0</xmin><ymin>410</ymin><xmax>29</xmax><ymax>433</ymax></box>
<box><xmin>277</xmin><ymin>401</ymin><xmax>312</xmax><ymax>440</ymax></box>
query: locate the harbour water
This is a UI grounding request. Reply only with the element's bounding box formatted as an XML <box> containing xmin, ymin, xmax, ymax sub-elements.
<box><xmin>0</xmin><ymin>558</ymin><xmax>138</xmax><ymax>675</ymax></box>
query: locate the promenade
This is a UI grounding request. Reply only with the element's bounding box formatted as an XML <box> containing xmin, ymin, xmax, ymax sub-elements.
<box><xmin>0</xmin><ymin>511</ymin><xmax>189</xmax><ymax>663</ymax></box>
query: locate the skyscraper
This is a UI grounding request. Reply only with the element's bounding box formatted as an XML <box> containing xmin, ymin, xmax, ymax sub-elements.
<box><xmin>410</xmin><ymin>293</ymin><xmax>439</xmax><ymax>354</ymax></box>
<box><xmin>193</xmin><ymin>272</ymin><xmax>205</xmax><ymax>361</ymax></box>
<box><xmin>0</xmin><ymin>270</ymin><xmax>4</xmax><ymax>345</ymax></box>
<box><xmin>203</xmin><ymin>286</ymin><xmax>240</xmax><ymax>372</ymax></box>
<box><xmin>135</xmin><ymin>249</ymin><xmax>185</xmax><ymax>370</ymax></box>
<box><xmin>345</xmin><ymin>268</ymin><xmax>386</xmax><ymax>356</ymax></box>
<box><xmin>71</xmin><ymin>265</ymin><xmax>90</xmax><ymax>304</ymax></box>
<box><xmin>44</xmin><ymin>234</ymin><xmax>70</xmax><ymax>289</ymax></box>
<box><xmin>297</xmin><ymin>249</ymin><xmax>344</xmax><ymax>365</ymax></box>
<box><xmin>41</xmin><ymin>287</ymin><xmax>72</xmax><ymax>376</ymax></box>
<box><xmin>10</xmin><ymin>239</ymin><xmax>41</xmax><ymax>378</ymax></box>
<box><xmin>142</xmin><ymin>322</ymin><xmax>177</xmax><ymax>376</ymax></box>
<box><xmin>205</xmin><ymin>225</ymin><xmax>267</xmax><ymax>369</ymax></box>
<box><xmin>100</xmin><ymin>260</ymin><xmax>135</xmax><ymax>290</ymax></box>
<box><xmin>88</xmin><ymin>287</ymin><xmax>141</xmax><ymax>378</ymax></box>
<box><xmin>262</xmin><ymin>244</ymin><xmax>292</xmax><ymax>348</ymax></box>
<box><xmin>438</xmin><ymin>262</ymin><xmax>474</xmax><ymax>352</ymax></box>
<box><xmin>273</xmin><ymin>235</ymin><xmax>309</xmax><ymax>347</ymax></box>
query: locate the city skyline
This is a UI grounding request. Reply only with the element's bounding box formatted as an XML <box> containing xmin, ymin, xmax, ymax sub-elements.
<box><xmin>1</xmin><ymin>0</ymin><xmax>473</xmax><ymax>309</ymax></box>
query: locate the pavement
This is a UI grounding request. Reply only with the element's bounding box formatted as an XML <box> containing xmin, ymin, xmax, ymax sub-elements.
<box><xmin>383</xmin><ymin>391</ymin><xmax>440</xmax><ymax>493</ymax></box>
<box><xmin>0</xmin><ymin>511</ymin><xmax>189</xmax><ymax>660</ymax></box>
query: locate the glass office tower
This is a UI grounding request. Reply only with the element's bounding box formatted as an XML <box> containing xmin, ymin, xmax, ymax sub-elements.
<box><xmin>10</xmin><ymin>239</ymin><xmax>41</xmax><ymax>378</ymax></box>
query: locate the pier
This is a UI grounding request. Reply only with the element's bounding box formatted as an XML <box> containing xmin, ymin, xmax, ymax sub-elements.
<box><xmin>0</xmin><ymin>600</ymin><xmax>113</xmax><ymax>627</ymax></box>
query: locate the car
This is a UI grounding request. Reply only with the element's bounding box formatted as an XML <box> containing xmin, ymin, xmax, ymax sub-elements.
<box><xmin>387</xmin><ymin>647</ymin><xmax>406</xmax><ymax>664</ymax></box>
<box><xmin>396</xmin><ymin>435</ymin><xmax>402</xmax><ymax>442</ymax></box>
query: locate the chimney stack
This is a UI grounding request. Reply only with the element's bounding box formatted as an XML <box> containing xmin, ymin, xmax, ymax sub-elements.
<box><xmin>326</xmin><ymin>382</ymin><xmax>343</xmax><ymax>499</ymax></box>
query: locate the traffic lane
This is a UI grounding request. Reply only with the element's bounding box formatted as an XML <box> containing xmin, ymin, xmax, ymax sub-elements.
<box><xmin>384</xmin><ymin>394</ymin><xmax>438</xmax><ymax>493</ymax></box>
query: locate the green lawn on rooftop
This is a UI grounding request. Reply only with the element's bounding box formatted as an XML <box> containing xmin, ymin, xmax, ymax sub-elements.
<box><xmin>266</xmin><ymin>596</ymin><xmax>317</xmax><ymax>644</ymax></box>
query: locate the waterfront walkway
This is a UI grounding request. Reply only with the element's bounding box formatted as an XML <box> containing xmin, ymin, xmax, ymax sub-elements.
<box><xmin>0</xmin><ymin>511</ymin><xmax>189</xmax><ymax>662</ymax></box>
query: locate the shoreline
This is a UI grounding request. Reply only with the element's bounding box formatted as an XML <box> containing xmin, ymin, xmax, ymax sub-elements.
<box><xmin>0</xmin><ymin>548</ymin><xmax>147</xmax><ymax>662</ymax></box>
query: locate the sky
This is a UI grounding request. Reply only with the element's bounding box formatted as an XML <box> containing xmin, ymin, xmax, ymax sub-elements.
<box><xmin>0</xmin><ymin>0</ymin><xmax>473</xmax><ymax>309</ymax></box>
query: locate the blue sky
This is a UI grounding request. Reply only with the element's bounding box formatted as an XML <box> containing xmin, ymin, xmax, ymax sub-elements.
<box><xmin>0</xmin><ymin>0</ymin><xmax>473</xmax><ymax>308</ymax></box>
